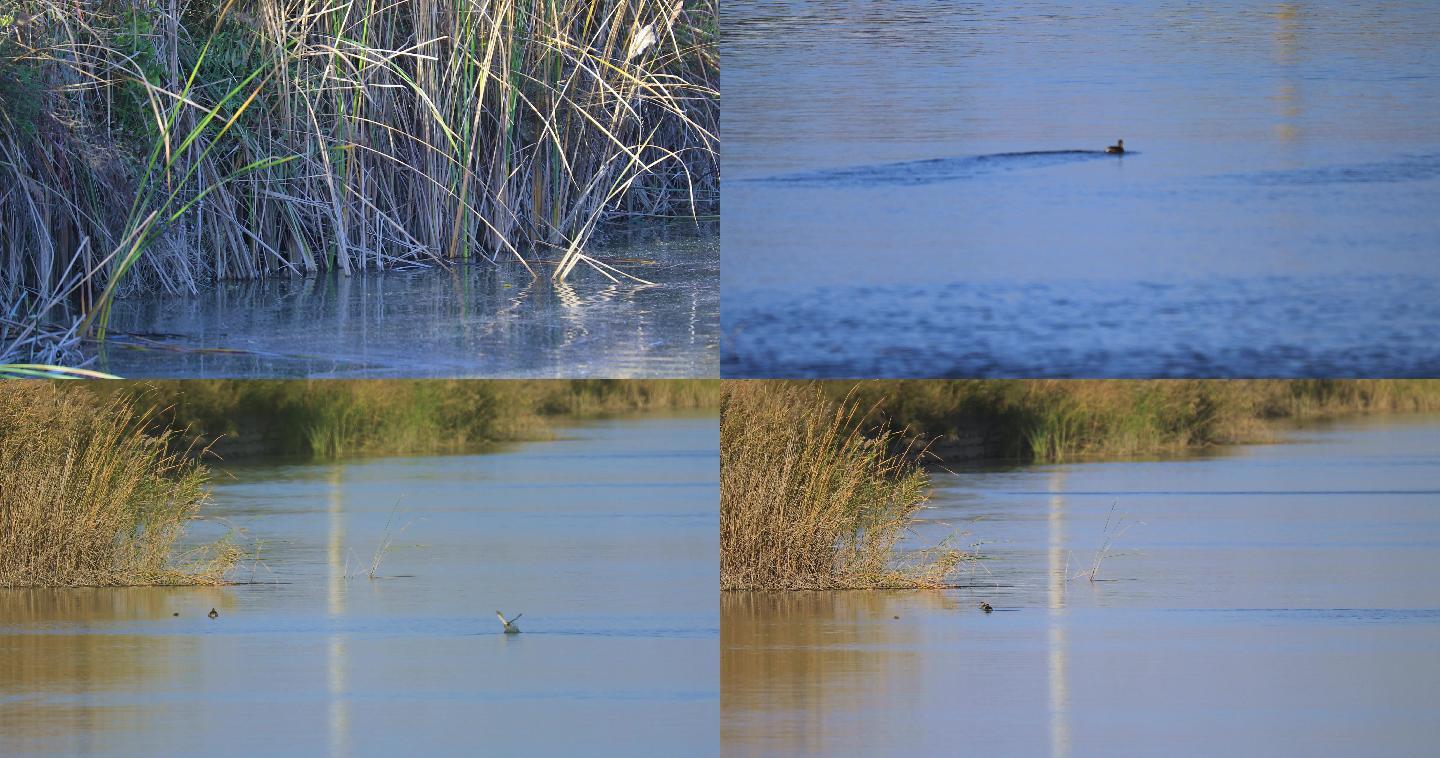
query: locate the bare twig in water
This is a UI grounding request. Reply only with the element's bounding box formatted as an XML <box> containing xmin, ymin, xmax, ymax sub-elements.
<box><xmin>368</xmin><ymin>496</ymin><xmax>413</xmax><ymax>580</ymax></box>
<box><xmin>1073</xmin><ymin>501</ymin><xmax>1138</xmax><ymax>582</ymax></box>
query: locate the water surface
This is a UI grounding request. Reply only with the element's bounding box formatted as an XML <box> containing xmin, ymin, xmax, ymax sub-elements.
<box><xmin>98</xmin><ymin>229</ymin><xmax>717</xmax><ymax>378</ymax></box>
<box><xmin>1</xmin><ymin>416</ymin><xmax>718</xmax><ymax>756</ymax></box>
<box><xmin>723</xmin><ymin>415</ymin><xmax>1440</xmax><ymax>755</ymax></box>
<box><xmin>723</xmin><ymin>1</ymin><xmax>1440</xmax><ymax>376</ymax></box>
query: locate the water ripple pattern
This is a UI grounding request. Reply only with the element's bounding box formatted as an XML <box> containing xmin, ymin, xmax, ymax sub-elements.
<box><xmin>723</xmin><ymin>0</ymin><xmax>1440</xmax><ymax>377</ymax></box>
<box><xmin>724</xmin><ymin>275</ymin><xmax>1440</xmax><ymax>378</ymax></box>
<box><xmin>744</xmin><ymin>150</ymin><xmax>1122</xmax><ymax>188</ymax></box>
<box><xmin>98</xmin><ymin>230</ymin><xmax>718</xmax><ymax>378</ymax></box>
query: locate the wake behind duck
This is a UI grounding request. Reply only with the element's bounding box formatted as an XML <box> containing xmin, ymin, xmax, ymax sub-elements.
<box><xmin>747</xmin><ymin>142</ymin><xmax>1132</xmax><ymax>189</ymax></box>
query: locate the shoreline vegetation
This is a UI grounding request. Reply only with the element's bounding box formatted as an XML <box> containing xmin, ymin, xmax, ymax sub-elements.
<box><xmin>720</xmin><ymin>379</ymin><xmax>1440</xmax><ymax>591</ymax></box>
<box><xmin>833</xmin><ymin>379</ymin><xmax>1440</xmax><ymax>464</ymax></box>
<box><xmin>720</xmin><ymin>382</ymin><xmax>965</xmax><ymax>591</ymax></box>
<box><xmin>1</xmin><ymin>382</ymin><xmax>238</xmax><ymax>587</ymax></box>
<box><xmin>0</xmin><ymin>379</ymin><xmax>717</xmax><ymax>587</ymax></box>
<box><xmin>106</xmin><ymin>378</ymin><xmax>722</xmax><ymax>459</ymax></box>
<box><xmin>0</xmin><ymin>0</ymin><xmax>718</xmax><ymax>366</ymax></box>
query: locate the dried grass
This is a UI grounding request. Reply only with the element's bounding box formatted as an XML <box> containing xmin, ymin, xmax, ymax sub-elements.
<box><xmin>720</xmin><ymin>381</ymin><xmax>964</xmax><ymax>591</ymax></box>
<box><xmin>0</xmin><ymin>381</ymin><xmax>237</xmax><ymax>586</ymax></box>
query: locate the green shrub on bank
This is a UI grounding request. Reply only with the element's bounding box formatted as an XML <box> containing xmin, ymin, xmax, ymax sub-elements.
<box><xmin>832</xmin><ymin>379</ymin><xmax>1440</xmax><ymax>462</ymax></box>
<box><xmin>99</xmin><ymin>379</ymin><xmax>720</xmax><ymax>459</ymax></box>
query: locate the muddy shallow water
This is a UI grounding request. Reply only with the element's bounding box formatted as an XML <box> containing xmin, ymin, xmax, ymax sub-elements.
<box><xmin>0</xmin><ymin>416</ymin><xmax>718</xmax><ymax>756</ymax></box>
<box><xmin>97</xmin><ymin>229</ymin><xmax>717</xmax><ymax>378</ymax></box>
<box><xmin>722</xmin><ymin>415</ymin><xmax>1440</xmax><ymax>756</ymax></box>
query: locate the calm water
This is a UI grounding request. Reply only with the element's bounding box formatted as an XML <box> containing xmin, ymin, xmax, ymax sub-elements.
<box><xmin>722</xmin><ymin>1</ymin><xmax>1440</xmax><ymax>377</ymax></box>
<box><xmin>97</xmin><ymin>229</ymin><xmax>718</xmax><ymax>378</ymax></box>
<box><xmin>0</xmin><ymin>416</ymin><xmax>718</xmax><ymax>757</ymax></box>
<box><xmin>723</xmin><ymin>414</ymin><xmax>1440</xmax><ymax>755</ymax></box>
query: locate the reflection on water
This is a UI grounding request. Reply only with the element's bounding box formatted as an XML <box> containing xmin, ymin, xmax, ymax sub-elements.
<box><xmin>98</xmin><ymin>229</ymin><xmax>717</xmax><ymax>378</ymax></box>
<box><xmin>1046</xmin><ymin>472</ymin><xmax>1069</xmax><ymax>758</ymax></box>
<box><xmin>1</xmin><ymin>416</ymin><xmax>718</xmax><ymax>756</ymax></box>
<box><xmin>325</xmin><ymin>465</ymin><xmax>348</xmax><ymax>757</ymax></box>
<box><xmin>722</xmin><ymin>415</ymin><xmax>1440</xmax><ymax>755</ymax></box>
<box><xmin>723</xmin><ymin>1</ymin><xmax>1440</xmax><ymax>377</ymax></box>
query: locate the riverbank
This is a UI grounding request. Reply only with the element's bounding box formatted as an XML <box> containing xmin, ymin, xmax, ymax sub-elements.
<box><xmin>829</xmin><ymin>379</ymin><xmax>1440</xmax><ymax>462</ymax></box>
<box><xmin>99</xmin><ymin>379</ymin><xmax>721</xmax><ymax>459</ymax></box>
<box><xmin>718</xmin><ymin>379</ymin><xmax>1440</xmax><ymax>591</ymax></box>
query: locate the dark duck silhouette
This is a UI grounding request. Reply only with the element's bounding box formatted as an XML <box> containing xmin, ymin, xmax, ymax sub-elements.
<box><xmin>1106</xmin><ymin>139</ymin><xmax>1125</xmax><ymax>154</ymax></box>
<box><xmin>208</xmin><ymin>608</ymin><xmax>219</xmax><ymax>619</ymax></box>
<box><xmin>979</xmin><ymin>602</ymin><xmax>993</xmax><ymax>614</ymax></box>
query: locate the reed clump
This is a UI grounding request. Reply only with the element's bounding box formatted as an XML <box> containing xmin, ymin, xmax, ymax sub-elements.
<box><xmin>1</xmin><ymin>0</ymin><xmax>718</xmax><ymax>363</ymax></box>
<box><xmin>720</xmin><ymin>381</ymin><xmax>964</xmax><ymax>591</ymax></box>
<box><xmin>835</xmin><ymin>379</ymin><xmax>1440</xmax><ymax>462</ymax></box>
<box><xmin>0</xmin><ymin>382</ymin><xmax>237</xmax><ymax>587</ymax></box>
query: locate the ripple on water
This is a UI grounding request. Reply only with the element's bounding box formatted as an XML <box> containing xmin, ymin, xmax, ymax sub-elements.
<box><xmin>722</xmin><ymin>274</ymin><xmax>1440</xmax><ymax>378</ymax></box>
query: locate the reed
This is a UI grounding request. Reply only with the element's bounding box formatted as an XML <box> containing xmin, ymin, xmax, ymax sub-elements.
<box><xmin>835</xmin><ymin>379</ymin><xmax>1440</xmax><ymax>462</ymax></box>
<box><xmin>80</xmin><ymin>378</ymin><xmax>719</xmax><ymax>459</ymax></box>
<box><xmin>0</xmin><ymin>382</ymin><xmax>237</xmax><ymax>587</ymax></box>
<box><xmin>720</xmin><ymin>381</ymin><xmax>964</xmax><ymax>591</ymax></box>
<box><xmin>1</xmin><ymin>0</ymin><xmax>718</xmax><ymax>362</ymax></box>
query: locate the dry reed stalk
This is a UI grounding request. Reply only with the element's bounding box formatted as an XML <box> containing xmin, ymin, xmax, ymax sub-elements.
<box><xmin>720</xmin><ymin>381</ymin><xmax>964</xmax><ymax>591</ymax></box>
<box><xmin>1</xmin><ymin>0</ymin><xmax>717</xmax><ymax>361</ymax></box>
<box><xmin>0</xmin><ymin>381</ymin><xmax>237</xmax><ymax>587</ymax></box>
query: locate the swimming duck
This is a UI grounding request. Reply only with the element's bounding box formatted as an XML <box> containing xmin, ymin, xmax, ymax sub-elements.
<box><xmin>1106</xmin><ymin>139</ymin><xmax>1125</xmax><ymax>154</ymax></box>
<box><xmin>208</xmin><ymin>608</ymin><xmax>218</xmax><ymax>619</ymax></box>
<box><xmin>496</xmin><ymin>610</ymin><xmax>523</xmax><ymax>634</ymax></box>
<box><xmin>979</xmin><ymin>602</ymin><xmax>993</xmax><ymax>614</ymax></box>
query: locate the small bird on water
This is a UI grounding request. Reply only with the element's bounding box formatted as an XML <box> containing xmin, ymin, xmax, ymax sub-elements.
<box><xmin>1106</xmin><ymin>139</ymin><xmax>1125</xmax><ymax>154</ymax></box>
<box><xmin>496</xmin><ymin>610</ymin><xmax>523</xmax><ymax>634</ymax></box>
<box><xmin>979</xmin><ymin>602</ymin><xmax>993</xmax><ymax>614</ymax></box>
<box><xmin>208</xmin><ymin>608</ymin><xmax>218</xmax><ymax>619</ymax></box>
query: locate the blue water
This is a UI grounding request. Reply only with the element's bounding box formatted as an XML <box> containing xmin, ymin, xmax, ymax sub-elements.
<box><xmin>724</xmin><ymin>415</ymin><xmax>1440</xmax><ymax>755</ymax></box>
<box><xmin>0</xmin><ymin>417</ymin><xmax>719</xmax><ymax>757</ymax></box>
<box><xmin>722</xmin><ymin>0</ymin><xmax>1440</xmax><ymax>377</ymax></box>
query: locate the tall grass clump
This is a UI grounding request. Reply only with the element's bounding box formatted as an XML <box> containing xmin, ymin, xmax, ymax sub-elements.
<box><xmin>720</xmin><ymin>381</ymin><xmax>963</xmax><ymax>591</ymax></box>
<box><xmin>1</xmin><ymin>0</ymin><xmax>718</xmax><ymax>362</ymax></box>
<box><xmin>0</xmin><ymin>382</ymin><xmax>237</xmax><ymax>587</ymax></box>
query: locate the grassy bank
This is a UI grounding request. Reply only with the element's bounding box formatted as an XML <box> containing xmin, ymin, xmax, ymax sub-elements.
<box><xmin>829</xmin><ymin>379</ymin><xmax>1440</xmax><ymax>462</ymax></box>
<box><xmin>1</xmin><ymin>0</ymin><xmax>718</xmax><ymax>364</ymax></box>
<box><xmin>720</xmin><ymin>381</ymin><xmax>963</xmax><ymax>591</ymax></box>
<box><xmin>0</xmin><ymin>382</ymin><xmax>237</xmax><ymax>587</ymax></box>
<box><xmin>100</xmin><ymin>378</ymin><xmax>720</xmax><ymax>459</ymax></box>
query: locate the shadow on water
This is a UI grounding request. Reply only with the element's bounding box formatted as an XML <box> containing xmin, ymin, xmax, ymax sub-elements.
<box><xmin>744</xmin><ymin>150</ymin><xmax>1127</xmax><ymax>188</ymax></box>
